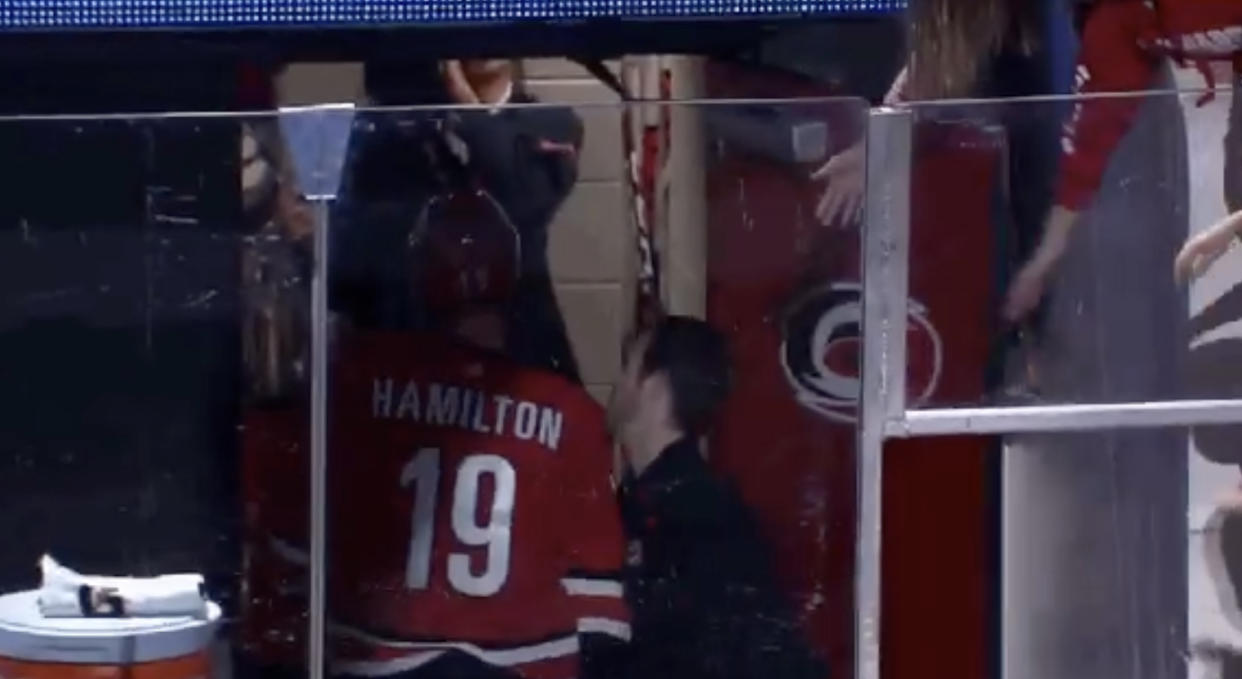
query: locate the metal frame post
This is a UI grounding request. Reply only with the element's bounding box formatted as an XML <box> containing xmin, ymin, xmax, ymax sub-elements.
<box><xmin>891</xmin><ymin>400</ymin><xmax>1242</xmax><ymax>437</ymax></box>
<box><xmin>278</xmin><ymin>103</ymin><xmax>356</xmax><ymax>679</ymax></box>
<box><xmin>856</xmin><ymin>107</ymin><xmax>913</xmax><ymax>679</ymax></box>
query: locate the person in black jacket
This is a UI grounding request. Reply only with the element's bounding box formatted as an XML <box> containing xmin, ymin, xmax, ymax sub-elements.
<box><xmin>605</xmin><ymin>316</ymin><xmax>828</xmax><ymax>679</ymax></box>
<box><xmin>333</xmin><ymin>59</ymin><xmax>583</xmax><ymax>382</ymax></box>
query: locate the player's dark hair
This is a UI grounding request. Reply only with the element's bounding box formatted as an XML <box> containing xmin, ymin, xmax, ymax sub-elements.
<box><xmin>640</xmin><ymin>316</ymin><xmax>732</xmax><ymax>436</ymax></box>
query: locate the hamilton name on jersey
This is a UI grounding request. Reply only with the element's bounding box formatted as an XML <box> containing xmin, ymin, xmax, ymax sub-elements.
<box><xmin>370</xmin><ymin>377</ymin><xmax>565</xmax><ymax>452</ymax></box>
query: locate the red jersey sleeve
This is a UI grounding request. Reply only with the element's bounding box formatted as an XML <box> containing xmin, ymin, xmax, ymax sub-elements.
<box><xmin>556</xmin><ymin>397</ymin><xmax>631</xmax><ymax>643</ymax></box>
<box><xmin>1056</xmin><ymin>0</ymin><xmax>1162</xmax><ymax>211</ymax></box>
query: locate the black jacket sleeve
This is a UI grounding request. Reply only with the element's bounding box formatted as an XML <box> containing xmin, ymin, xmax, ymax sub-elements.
<box><xmin>453</xmin><ymin>104</ymin><xmax>583</xmax><ymax>247</ymax></box>
<box><xmin>453</xmin><ymin>102</ymin><xmax>586</xmax><ymax>382</ymax></box>
<box><xmin>329</xmin><ymin>94</ymin><xmax>586</xmax><ymax>383</ymax></box>
<box><xmin>623</xmin><ymin>480</ymin><xmax>829</xmax><ymax>679</ymax></box>
<box><xmin>684</xmin><ymin>497</ymin><xmax>829</xmax><ymax>679</ymax></box>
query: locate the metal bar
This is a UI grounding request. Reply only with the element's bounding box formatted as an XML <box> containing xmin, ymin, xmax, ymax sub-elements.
<box><xmin>880</xmin><ymin>152</ymin><xmax>911</xmax><ymax>425</ymax></box>
<box><xmin>307</xmin><ymin>198</ymin><xmax>330</xmax><ymax>679</ymax></box>
<box><xmin>281</xmin><ymin>103</ymin><xmax>353</xmax><ymax>679</ymax></box>
<box><xmin>855</xmin><ymin>107</ymin><xmax>913</xmax><ymax>679</ymax></box>
<box><xmin>888</xmin><ymin>399</ymin><xmax>1242</xmax><ymax>438</ymax></box>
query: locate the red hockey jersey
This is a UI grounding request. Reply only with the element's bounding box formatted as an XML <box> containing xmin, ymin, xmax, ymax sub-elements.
<box><xmin>1058</xmin><ymin>0</ymin><xmax>1242</xmax><ymax>210</ymax></box>
<box><xmin>327</xmin><ymin>330</ymin><xmax>629</xmax><ymax>679</ymax></box>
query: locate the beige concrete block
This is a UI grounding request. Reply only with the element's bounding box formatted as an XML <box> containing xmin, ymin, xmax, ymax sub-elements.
<box><xmin>574</xmin><ymin>106</ymin><xmax>625</xmax><ymax>182</ymax></box>
<box><xmin>548</xmin><ymin>182</ymin><xmax>627</xmax><ymax>283</ymax></box>
<box><xmin>277</xmin><ymin>62</ymin><xmax>366</xmax><ymax>106</ymax></box>
<box><xmin>586</xmin><ymin>384</ymin><xmax>614</xmax><ymax>406</ymax></box>
<box><xmin>524</xmin><ymin>59</ymin><xmax>621</xmax><ymax>81</ymax></box>
<box><xmin>663</xmin><ymin>88</ymin><xmax>708</xmax><ymax>319</ymax></box>
<box><xmin>525</xmin><ymin>79</ymin><xmax>619</xmax><ymax>106</ymax></box>
<box><xmin>556</xmin><ymin>284</ymin><xmax>624</xmax><ymax>385</ymax></box>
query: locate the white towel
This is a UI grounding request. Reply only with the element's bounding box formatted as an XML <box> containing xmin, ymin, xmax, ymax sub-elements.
<box><xmin>37</xmin><ymin>555</ymin><xmax>208</xmax><ymax>619</ymax></box>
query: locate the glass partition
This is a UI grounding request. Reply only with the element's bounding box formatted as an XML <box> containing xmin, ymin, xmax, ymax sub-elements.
<box><xmin>1001</xmin><ymin>425</ymin><xmax>1187</xmax><ymax>679</ymax></box>
<box><xmin>893</xmin><ymin>85</ymin><xmax>1239</xmax><ymax>414</ymax></box>
<box><xmin>865</xmin><ymin>77</ymin><xmax>1242</xmax><ymax>679</ymax></box>
<box><xmin>0</xmin><ymin>95</ymin><xmax>873</xmax><ymax>679</ymax></box>
<box><xmin>322</xmin><ymin>96</ymin><xmax>866</xmax><ymax>679</ymax></box>
<box><xmin>0</xmin><ymin>110</ymin><xmax>314</xmax><ymax>679</ymax></box>
<box><xmin>8</xmin><ymin>71</ymin><xmax>1241</xmax><ymax>679</ymax></box>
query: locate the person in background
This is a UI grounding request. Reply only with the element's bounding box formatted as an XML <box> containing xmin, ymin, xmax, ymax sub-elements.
<box><xmin>1174</xmin><ymin>58</ymin><xmax>1242</xmax><ymax>283</ymax></box>
<box><xmin>1176</xmin><ymin>209</ymin><xmax>1242</xmax><ymax>283</ymax></box>
<box><xmin>1004</xmin><ymin>0</ymin><xmax>1241</xmax><ymax>319</ymax></box>
<box><xmin>994</xmin><ymin>2</ymin><xmax>1213</xmax><ymax>676</ymax></box>
<box><xmin>606</xmin><ymin>315</ymin><xmax>827</xmax><ymax>679</ymax></box>
<box><xmin>334</xmin><ymin>58</ymin><xmax>584</xmax><ymax>382</ymax></box>
<box><xmin>814</xmin><ymin>0</ymin><xmax>1067</xmax><ymax>227</ymax></box>
<box><xmin>814</xmin><ymin>0</ymin><xmax>1073</xmax><ymax>396</ymax></box>
<box><xmin>1173</xmin><ymin>102</ymin><xmax>1242</xmax><ymax>670</ymax></box>
<box><xmin>327</xmin><ymin>189</ymin><xmax>629</xmax><ymax>679</ymax></box>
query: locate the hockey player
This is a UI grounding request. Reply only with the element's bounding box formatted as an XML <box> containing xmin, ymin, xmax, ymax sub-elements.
<box><xmin>327</xmin><ymin>187</ymin><xmax>630</xmax><ymax>679</ymax></box>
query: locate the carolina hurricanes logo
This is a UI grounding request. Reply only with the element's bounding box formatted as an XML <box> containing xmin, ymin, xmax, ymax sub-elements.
<box><xmin>781</xmin><ymin>282</ymin><xmax>943</xmax><ymax>424</ymax></box>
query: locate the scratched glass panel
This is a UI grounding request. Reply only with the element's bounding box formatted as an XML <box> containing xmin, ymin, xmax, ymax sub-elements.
<box><xmin>323</xmin><ymin>91</ymin><xmax>866</xmax><ymax>679</ymax></box>
<box><xmin>0</xmin><ymin>109</ymin><xmax>314</xmax><ymax>679</ymax></box>
<box><xmin>895</xmin><ymin>78</ymin><xmax>1239</xmax><ymax>412</ymax></box>
<box><xmin>884</xmin><ymin>78</ymin><xmax>1242</xmax><ymax>679</ymax></box>
<box><xmin>1001</xmin><ymin>426</ymin><xmax>1188</xmax><ymax>679</ymax></box>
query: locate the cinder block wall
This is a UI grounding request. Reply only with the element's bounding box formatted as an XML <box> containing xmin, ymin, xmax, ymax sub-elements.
<box><xmin>523</xmin><ymin>59</ymin><xmax>628</xmax><ymax>404</ymax></box>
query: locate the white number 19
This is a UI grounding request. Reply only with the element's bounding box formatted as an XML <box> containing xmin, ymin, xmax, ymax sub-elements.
<box><xmin>400</xmin><ymin>447</ymin><xmax>516</xmax><ymax>597</ymax></box>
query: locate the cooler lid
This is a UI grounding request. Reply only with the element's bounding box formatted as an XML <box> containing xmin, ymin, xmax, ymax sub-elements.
<box><xmin>0</xmin><ymin>590</ymin><xmax>221</xmax><ymax>665</ymax></box>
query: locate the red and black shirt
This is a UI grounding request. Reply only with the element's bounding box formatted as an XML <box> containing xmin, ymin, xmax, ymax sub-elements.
<box><xmin>1058</xmin><ymin>0</ymin><xmax>1242</xmax><ymax>210</ymax></box>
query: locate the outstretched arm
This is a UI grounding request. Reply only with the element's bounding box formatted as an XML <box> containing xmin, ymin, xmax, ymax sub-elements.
<box><xmin>1004</xmin><ymin>0</ymin><xmax>1160</xmax><ymax>321</ymax></box>
<box><xmin>1176</xmin><ymin>211</ymin><xmax>1242</xmax><ymax>284</ymax></box>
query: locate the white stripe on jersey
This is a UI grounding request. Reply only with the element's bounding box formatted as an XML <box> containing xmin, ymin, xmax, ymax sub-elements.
<box><xmin>577</xmin><ymin>617</ymin><xmax>631</xmax><ymax>641</ymax></box>
<box><xmin>329</xmin><ymin>622</ymin><xmax>581</xmax><ymax>666</ymax></box>
<box><xmin>332</xmin><ymin>650</ymin><xmax>446</xmax><ymax>678</ymax></box>
<box><xmin>560</xmin><ymin>578</ymin><xmax>623</xmax><ymax>598</ymax></box>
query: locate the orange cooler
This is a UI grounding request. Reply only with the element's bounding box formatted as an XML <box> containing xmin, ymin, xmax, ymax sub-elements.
<box><xmin>0</xmin><ymin>591</ymin><xmax>220</xmax><ymax>679</ymax></box>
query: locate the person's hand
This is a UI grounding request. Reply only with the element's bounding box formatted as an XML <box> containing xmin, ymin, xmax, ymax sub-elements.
<box><xmin>440</xmin><ymin>60</ymin><xmax>480</xmax><ymax>105</ymax></box>
<box><xmin>1215</xmin><ymin>486</ymin><xmax>1242</xmax><ymax>515</ymax></box>
<box><xmin>1175</xmin><ymin>217</ymin><xmax>1238</xmax><ymax>284</ymax></box>
<box><xmin>811</xmin><ymin>142</ymin><xmax>865</xmax><ymax>227</ymax></box>
<box><xmin>1004</xmin><ymin>258</ymin><xmax>1053</xmax><ymax>323</ymax></box>
<box><xmin>1004</xmin><ymin>206</ymin><xmax>1078</xmax><ymax>322</ymax></box>
<box><xmin>883</xmin><ymin>65</ymin><xmax>909</xmax><ymax>106</ymax></box>
<box><xmin>275</xmin><ymin>181</ymin><xmax>314</xmax><ymax>242</ymax></box>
